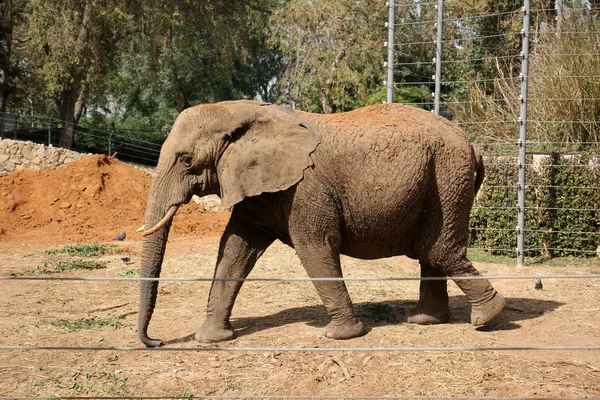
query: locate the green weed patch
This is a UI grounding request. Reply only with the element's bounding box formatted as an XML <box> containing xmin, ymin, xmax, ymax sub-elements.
<box><xmin>12</xmin><ymin>260</ymin><xmax>106</xmax><ymax>276</ymax></box>
<box><xmin>51</xmin><ymin>317</ymin><xmax>130</xmax><ymax>331</ymax></box>
<box><xmin>44</xmin><ymin>243</ymin><xmax>115</xmax><ymax>257</ymax></box>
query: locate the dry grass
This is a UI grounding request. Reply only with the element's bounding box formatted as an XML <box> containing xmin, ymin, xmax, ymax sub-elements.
<box><xmin>0</xmin><ymin>236</ymin><xmax>599</xmax><ymax>397</ymax></box>
<box><xmin>451</xmin><ymin>9</ymin><xmax>600</xmax><ymax>146</ymax></box>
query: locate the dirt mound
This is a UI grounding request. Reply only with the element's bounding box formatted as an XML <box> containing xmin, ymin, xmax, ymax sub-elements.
<box><xmin>0</xmin><ymin>155</ymin><xmax>229</xmax><ymax>244</ymax></box>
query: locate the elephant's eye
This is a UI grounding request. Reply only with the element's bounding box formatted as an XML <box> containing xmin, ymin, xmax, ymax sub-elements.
<box><xmin>180</xmin><ymin>154</ymin><xmax>193</xmax><ymax>168</ymax></box>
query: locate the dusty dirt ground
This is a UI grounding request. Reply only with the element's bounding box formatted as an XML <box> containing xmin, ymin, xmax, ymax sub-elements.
<box><xmin>0</xmin><ymin>156</ymin><xmax>599</xmax><ymax>398</ymax></box>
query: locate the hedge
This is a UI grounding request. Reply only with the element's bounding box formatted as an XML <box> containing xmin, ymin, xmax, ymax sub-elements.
<box><xmin>470</xmin><ymin>151</ymin><xmax>600</xmax><ymax>258</ymax></box>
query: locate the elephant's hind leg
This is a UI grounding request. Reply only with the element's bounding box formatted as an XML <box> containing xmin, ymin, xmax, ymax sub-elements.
<box><xmin>438</xmin><ymin>253</ymin><xmax>505</xmax><ymax>326</ymax></box>
<box><xmin>452</xmin><ymin>265</ymin><xmax>505</xmax><ymax>326</ymax></box>
<box><xmin>195</xmin><ymin>212</ymin><xmax>275</xmax><ymax>343</ymax></box>
<box><xmin>407</xmin><ymin>262</ymin><xmax>449</xmax><ymax>325</ymax></box>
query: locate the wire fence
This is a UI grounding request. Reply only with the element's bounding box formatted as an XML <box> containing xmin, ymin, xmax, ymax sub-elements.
<box><xmin>386</xmin><ymin>0</ymin><xmax>600</xmax><ymax>265</ymax></box>
<box><xmin>0</xmin><ymin>113</ymin><xmax>164</xmax><ymax>166</ymax></box>
<box><xmin>2</xmin><ymin>1</ymin><xmax>600</xmax><ymax>399</ymax></box>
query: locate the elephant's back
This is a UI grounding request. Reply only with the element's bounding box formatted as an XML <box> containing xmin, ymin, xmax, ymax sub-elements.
<box><xmin>296</xmin><ymin>103</ymin><xmax>468</xmax><ymax>149</ymax></box>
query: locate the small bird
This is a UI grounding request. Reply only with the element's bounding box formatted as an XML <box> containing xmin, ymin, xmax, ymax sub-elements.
<box><xmin>112</xmin><ymin>231</ymin><xmax>126</xmax><ymax>241</ymax></box>
<box><xmin>535</xmin><ymin>279</ymin><xmax>543</xmax><ymax>290</ymax></box>
<box><xmin>121</xmin><ymin>254</ymin><xmax>131</xmax><ymax>264</ymax></box>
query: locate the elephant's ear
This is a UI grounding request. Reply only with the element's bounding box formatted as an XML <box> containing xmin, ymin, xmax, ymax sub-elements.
<box><xmin>217</xmin><ymin>105</ymin><xmax>320</xmax><ymax>209</ymax></box>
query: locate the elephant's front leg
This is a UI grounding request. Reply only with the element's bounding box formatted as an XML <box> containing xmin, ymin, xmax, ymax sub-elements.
<box><xmin>195</xmin><ymin>213</ymin><xmax>274</xmax><ymax>343</ymax></box>
<box><xmin>295</xmin><ymin>242</ymin><xmax>365</xmax><ymax>340</ymax></box>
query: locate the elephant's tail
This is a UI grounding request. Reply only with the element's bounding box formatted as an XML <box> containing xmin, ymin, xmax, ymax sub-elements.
<box><xmin>472</xmin><ymin>146</ymin><xmax>485</xmax><ymax>196</ymax></box>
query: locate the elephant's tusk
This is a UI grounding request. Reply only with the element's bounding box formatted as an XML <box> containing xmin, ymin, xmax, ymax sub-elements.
<box><xmin>136</xmin><ymin>225</ymin><xmax>145</xmax><ymax>233</ymax></box>
<box><xmin>142</xmin><ymin>205</ymin><xmax>180</xmax><ymax>237</ymax></box>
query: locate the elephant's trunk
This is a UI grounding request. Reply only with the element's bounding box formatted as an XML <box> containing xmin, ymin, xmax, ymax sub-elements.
<box><xmin>138</xmin><ymin>191</ymin><xmax>175</xmax><ymax>347</ymax></box>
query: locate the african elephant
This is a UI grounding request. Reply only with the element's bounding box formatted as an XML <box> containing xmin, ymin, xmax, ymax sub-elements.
<box><xmin>138</xmin><ymin>100</ymin><xmax>505</xmax><ymax>347</ymax></box>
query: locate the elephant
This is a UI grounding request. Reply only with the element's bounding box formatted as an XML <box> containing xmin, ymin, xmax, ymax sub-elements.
<box><xmin>138</xmin><ymin>100</ymin><xmax>505</xmax><ymax>347</ymax></box>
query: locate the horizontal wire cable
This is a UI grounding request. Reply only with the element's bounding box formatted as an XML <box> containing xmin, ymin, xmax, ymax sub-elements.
<box><xmin>474</xmin><ymin>205</ymin><xmax>600</xmax><ymax>212</ymax></box>
<box><xmin>524</xmin><ymin>206</ymin><xmax>599</xmax><ymax>211</ymax></box>
<box><xmin>472</xmin><ymin>206</ymin><xmax>517</xmax><ymax>210</ymax></box>
<box><xmin>457</xmin><ymin>121</ymin><xmax>519</xmax><ymax>125</ymax></box>
<box><xmin>525</xmin><ymin>246</ymin><xmax>598</xmax><ymax>251</ymax></box>
<box><xmin>394</xmin><ymin>9</ymin><xmax>521</xmax><ymax>27</ymax></box>
<box><xmin>523</xmin><ymin>248</ymin><xmax>598</xmax><ymax>254</ymax></box>
<box><xmin>524</xmin><ymin>229</ymin><xmax>600</xmax><ymax>235</ymax></box>
<box><xmin>391</xmin><ymin>0</ymin><xmax>458</xmax><ymax>8</ymax></box>
<box><xmin>442</xmin><ymin>97</ymin><xmax>600</xmax><ymax>105</ymax></box>
<box><xmin>469</xmin><ymin>248</ymin><xmax>516</xmax><ymax>253</ymax></box>
<box><xmin>4</xmin><ymin>397</ymin><xmax>587</xmax><ymax>400</ymax></box>
<box><xmin>470</xmin><ymin>227</ymin><xmax>516</xmax><ymax>232</ymax></box>
<box><xmin>528</xmin><ymin>98</ymin><xmax>600</xmax><ymax>101</ymax></box>
<box><xmin>392</xmin><ymin>75</ymin><xmax>600</xmax><ymax>87</ymax></box>
<box><xmin>0</xmin><ymin>345</ymin><xmax>598</xmax><ymax>353</ymax></box>
<box><xmin>526</xmin><ymin>184</ymin><xmax>600</xmax><ymax>190</ymax></box>
<box><xmin>526</xmin><ymin>139</ymin><xmax>600</xmax><ymax>143</ymax></box>
<box><xmin>439</xmin><ymin>54</ymin><xmax>521</xmax><ymax>64</ymax></box>
<box><xmin>1</xmin><ymin>275</ymin><xmax>598</xmax><ymax>283</ymax></box>
<box><xmin>4</xmin><ymin>397</ymin><xmax>585</xmax><ymax>400</ymax></box>
<box><xmin>1</xmin><ymin>397</ymin><xmax>590</xmax><ymax>400</ymax></box>
<box><xmin>460</xmin><ymin>120</ymin><xmax>600</xmax><ymax>126</ymax></box>
<box><xmin>442</xmin><ymin>32</ymin><xmax>518</xmax><ymax>44</ymax></box>
<box><xmin>524</xmin><ymin>163</ymin><xmax>600</xmax><ymax>168</ymax></box>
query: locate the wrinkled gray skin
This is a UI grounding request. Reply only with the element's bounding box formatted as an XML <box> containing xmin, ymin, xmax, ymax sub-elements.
<box><xmin>139</xmin><ymin>100</ymin><xmax>505</xmax><ymax>347</ymax></box>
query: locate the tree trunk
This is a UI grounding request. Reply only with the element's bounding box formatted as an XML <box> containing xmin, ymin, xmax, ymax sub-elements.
<box><xmin>321</xmin><ymin>48</ymin><xmax>346</xmax><ymax>114</ymax></box>
<box><xmin>58</xmin><ymin>0</ymin><xmax>91</xmax><ymax>149</ymax></box>
<box><xmin>0</xmin><ymin>0</ymin><xmax>13</xmax><ymax>138</ymax></box>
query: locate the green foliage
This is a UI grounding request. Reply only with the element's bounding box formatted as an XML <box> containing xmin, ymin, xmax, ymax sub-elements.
<box><xmin>44</xmin><ymin>243</ymin><xmax>115</xmax><ymax>257</ymax></box>
<box><xmin>12</xmin><ymin>260</ymin><xmax>106</xmax><ymax>276</ymax></box>
<box><xmin>365</xmin><ymin>86</ymin><xmax>432</xmax><ymax>109</ymax></box>
<box><xmin>548</xmin><ymin>155</ymin><xmax>600</xmax><ymax>257</ymax></box>
<box><xmin>270</xmin><ymin>0</ymin><xmax>386</xmax><ymax>113</ymax></box>
<box><xmin>51</xmin><ymin>317</ymin><xmax>129</xmax><ymax>331</ymax></box>
<box><xmin>116</xmin><ymin>269</ymin><xmax>140</xmax><ymax>277</ymax></box>
<box><xmin>471</xmin><ymin>152</ymin><xmax>600</xmax><ymax>258</ymax></box>
<box><xmin>470</xmin><ymin>160</ymin><xmax>518</xmax><ymax>256</ymax></box>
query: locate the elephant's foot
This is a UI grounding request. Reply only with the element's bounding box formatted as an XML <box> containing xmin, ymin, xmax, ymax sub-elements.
<box><xmin>323</xmin><ymin>320</ymin><xmax>365</xmax><ymax>340</ymax></box>
<box><xmin>470</xmin><ymin>291</ymin><xmax>505</xmax><ymax>326</ymax></box>
<box><xmin>194</xmin><ymin>321</ymin><xmax>236</xmax><ymax>343</ymax></box>
<box><xmin>454</xmin><ymin>278</ymin><xmax>505</xmax><ymax>326</ymax></box>
<box><xmin>410</xmin><ymin>262</ymin><xmax>450</xmax><ymax>325</ymax></box>
<box><xmin>407</xmin><ymin>307</ymin><xmax>449</xmax><ymax>325</ymax></box>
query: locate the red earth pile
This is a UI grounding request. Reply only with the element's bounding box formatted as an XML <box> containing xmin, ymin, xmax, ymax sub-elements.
<box><xmin>0</xmin><ymin>155</ymin><xmax>229</xmax><ymax>244</ymax></box>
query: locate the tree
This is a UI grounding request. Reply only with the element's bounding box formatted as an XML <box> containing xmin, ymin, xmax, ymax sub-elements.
<box><xmin>16</xmin><ymin>0</ymin><xmax>131</xmax><ymax>148</ymax></box>
<box><xmin>270</xmin><ymin>0</ymin><xmax>387</xmax><ymax>113</ymax></box>
<box><xmin>110</xmin><ymin>0</ymin><xmax>281</xmax><ymax>131</ymax></box>
<box><xmin>0</xmin><ymin>0</ymin><xmax>15</xmax><ymax>135</ymax></box>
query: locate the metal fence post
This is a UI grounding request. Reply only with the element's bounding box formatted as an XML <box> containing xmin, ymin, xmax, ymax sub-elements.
<box><xmin>434</xmin><ymin>0</ymin><xmax>444</xmax><ymax>114</ymax></box>
<box><xmin>13</xmin><ymin>116</ymin><xmax>19</xmax><ymax>140</ymax></box>
<box><xmin>108</xmin><ymin>130</ymin><xmax>114</xmax><ymax>156</ymax></box>
<box><xmin>47</xmin><ymin>118</ymin><xmax>52</xmax><ymax>146</ymax></box>
<box><xmin>517</xmin><ymin>0</ymin><xmax>531</xmax><ymax>266</ymax></box>
<box><xmin>386</xmin><ymin>1</ymin><xmax>395</xmax><ymax>103</ymax></box>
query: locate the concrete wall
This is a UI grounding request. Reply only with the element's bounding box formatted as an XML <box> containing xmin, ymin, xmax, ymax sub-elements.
<box><xmin>0</xmin><ymin>139</ymin><xmax>86</xmax><ymax>177</ymax></box>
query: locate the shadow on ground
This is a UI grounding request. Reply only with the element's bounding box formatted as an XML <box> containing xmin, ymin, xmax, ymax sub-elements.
<box><xmin>166</xmin><ymin>296</ymin><xmax>563</xmax><ymax>344</ymax></box>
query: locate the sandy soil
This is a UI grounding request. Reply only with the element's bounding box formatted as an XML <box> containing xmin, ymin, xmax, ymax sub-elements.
<box><xmin>0</xmin><ymin>156</ymin><xmax>599</xmax><ymax>398</ymax></box>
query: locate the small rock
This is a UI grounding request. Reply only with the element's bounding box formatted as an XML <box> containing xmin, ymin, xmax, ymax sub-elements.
<box><xmin>58</xmin><ymin>202</ymin><xmax>71</xmax><ymax>209</ymax></box>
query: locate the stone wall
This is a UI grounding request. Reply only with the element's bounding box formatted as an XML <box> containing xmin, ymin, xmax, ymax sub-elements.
<box><xmin>0</xmin><ymin>139</ymin><xmax>87</xmax><ymax>177</ymax></box>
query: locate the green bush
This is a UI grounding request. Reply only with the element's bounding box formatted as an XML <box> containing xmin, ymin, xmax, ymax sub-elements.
<box><xmin>471</xmin><ymin>152</ymin><xmax>600</xmax><ymax>258</ymax></box>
